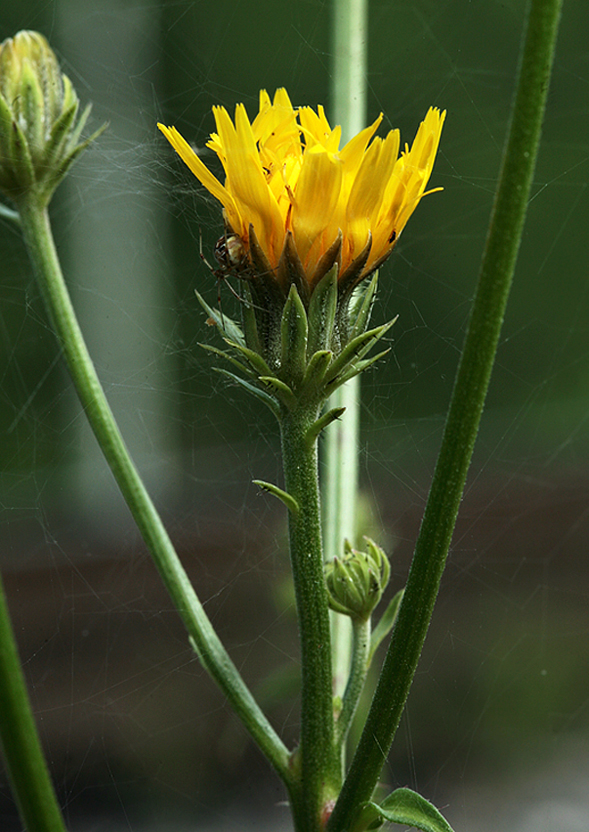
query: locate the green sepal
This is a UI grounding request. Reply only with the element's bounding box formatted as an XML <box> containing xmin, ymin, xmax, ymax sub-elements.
<box><xmin>280</xmin><ymin>284</ymin><xmax>308</xmax><ymax>383</ymax></box>
<box><xmin>214</xmin><ymin>368</ymin><xmax>280</xmax><ymax>416</ymax></box>
<box><xmin>43</xmin><ymin>120</ymin><xmax>108</xmax><ymax>202</ymax></box>
<box><xmin>307</xmin><ymin>264</ymin><xmax>338</xmax><ymax>355</ymax></box>
<box><xmin>225</xmin><ymin>340</ymin><xmax>273</xmax><ymax>377</ymax></box>
<box><xmin>252</xmin><ymin>480</ymin><xmax>300</xmax><ymax>515</ymax></box>
<box><xmin>0</xmin><ymin>97</ymin><xmax>36</xmax><ymax>191</ymax></box>
<box><xmin>20</xmin><ymin>59</ymin><xmax>45</xmax><ymax>159</ymax></box>
<box><xmin>258</xmin><ymin>375</ymin><xmax>297</xmax><ymax>410</ymax></box>
<box><xmin>324</xmin><ymin>319</ymin><xmax>396</xmax><ymax>385</ymax></box>
<box><xmin>200</xmin><ymin>342</ymin><xmax>256</xmax><ymax>378</ymax></box>
<box><xmin>301</xmin><ymin>349</ymin><xmax>333</xmax><ymax>396</ymax></box>
<box><xmin>367</xmin><ymin>788</ymin><xmax>456</xmax><ymax>832</ymax></box>
<box><xmin>369</xmin><ymin>588</ymin><xmax>404</xmax><ymax>664</ymax></box>
<box><xmin>305</xmin><ymin>406</ymin><xmax>346</xmax><ymax>447</ymax></box>
<box><xmin>349</xmin><ymin>271</ymin><xmax>379</xmax><ymax>341</ymax></box>
<box><xmin>195</xmin><ymin>289</ymin><xmax>245</xmax><ymax>346</ymax></box>
<box><xmin>241</xmin><ymin>285</ymin><xmax>263</xmax><ymax>355</ymax></box>
<box><xmin>328</xmin><ymin>348</ymin><xmax>391</xmax><ymax>390</ymax></box>
<box><xmin>41</xmin><ymin>102</ymin><xmax>79</xmax><ymax>173</ymax></box>
<box><xmin>67</xmin><ymin>100</ymin><xmax>92</xmax><ymax>147</ymax></box>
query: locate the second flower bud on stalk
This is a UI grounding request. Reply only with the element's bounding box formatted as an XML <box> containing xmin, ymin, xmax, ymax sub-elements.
<box><xmin>325</xmin><ymin>537</ymin><xmax>391</xmax><ymax>622</ymax></box>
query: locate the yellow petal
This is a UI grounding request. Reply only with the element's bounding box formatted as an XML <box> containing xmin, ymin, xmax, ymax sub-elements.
<box><xmin>292</xmin><ymin>144</ymin><xmax>343</xmax><ymax>265</ymax></box>
<box><xmin>157</xmin><ymin>123</ymin><xmax>243</xmax><ymax>234</ymax></box>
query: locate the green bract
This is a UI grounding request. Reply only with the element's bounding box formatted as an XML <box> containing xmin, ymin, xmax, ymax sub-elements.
<box><xmin>197</xmin><ymin>258</ymin><xmax>395</xmax><ymax>439</ymax></box>
<box><xmin>0</xmin><ymin>30</ymin><xmax>104</xmax><ymax>206</ymax></box>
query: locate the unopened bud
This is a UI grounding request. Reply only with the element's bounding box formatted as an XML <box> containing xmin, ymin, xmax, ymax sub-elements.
<box><xmin>0</xmin><ymin>30</ymin><xmax>103</xmax><ymax>204</ymax></box>
<box><xmin>324</xmin><ymin>537</ymin><xmax>390</xmax><ymax>621</ymax></box>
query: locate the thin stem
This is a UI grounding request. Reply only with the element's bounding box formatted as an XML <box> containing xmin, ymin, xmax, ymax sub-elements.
<box><xmin>328</xmin><ymin>0</ymin><xmax>563</xmax><ymax>827</ymax></box>
<box><xmin>326</xmin><ymin>0</ymin><xmax>369</xmax><ymax>701</ymax></box>
<box><xmin>335</xmin><ymin>617</ymin><xmax>370</xmax><ymax>753</ymax></box>
<box><xmin>0</xmin><ymin>572</ymin><xmax>68</xmax><ymax>832</ymax></box>
<box><xmin>15</xmin><ymin>196</ymin><xmax>291</xmax><ymax>785</ymax></box>
<box><xmin>280</xmin><ymin>408</ymin><xmax>341</xmax><ymax>831</ymax></box>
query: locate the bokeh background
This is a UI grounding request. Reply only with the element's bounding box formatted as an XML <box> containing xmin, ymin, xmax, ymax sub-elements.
<box><xmin>1</xmin><ymin>0</ymin><xmax>588</xmax><ymax>830</ymax></box>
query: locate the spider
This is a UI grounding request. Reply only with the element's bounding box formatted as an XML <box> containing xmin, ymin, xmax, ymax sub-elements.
<box><xmin>199</xmin><ymin>229</ymin><xmax>252</xmax><ymax>315</ymax></box>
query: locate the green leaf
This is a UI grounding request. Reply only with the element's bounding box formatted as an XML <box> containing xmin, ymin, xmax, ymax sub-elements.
<box><xmin>369</xmin><ymin>788</ymin><xmax>456</xmax><ymax>832</ymax></box>
<box><xmin>195</xmin><ymin>289</ymin><xmax>245</xmax><ymax>346</ymax></box>
<box><xmin>226</xmin><ymin>340</ymin><xmax>273</xmax><ymax>377</ymax></box>
<box><xmin>301</xmin><ymin>349</ymin><xmax>333</xmax><ymax>394</ymax></box>
<box><xmin>324</xmin><ymin>319</ymin><xmax>395</xmax><ymax>385</ymax></box>
<box><xmin>214</xmin><ymin>368</ymin><xmax>280</xmax><ymax>416</ymax></box>
<box><xmin>369</xmin><ymin>589</ymin><xmax>404</xmax><ymax>664</ymax></box>
<box><xmin>200</xmin><ymin>343</ymin><xmax>256</xmax><ymax>377</ymax></box>
<box><xmin>252</xmin><ymin>480</ymin><xmax>299</xmax><ymax>515</ymax></box>
<box><xmin>305</xmin><ymin>406</ymin><xmax>346</xmax><ymax>447</ymax></box>
<box><xmin>258</xmin><ymin>375</ymin><xmax>297</xmax><ymax>410</ymax></box>
<box><xmin>327</xmin><ymin>348</ymin><xmax>391</xmax><ymax>393</ymax></box>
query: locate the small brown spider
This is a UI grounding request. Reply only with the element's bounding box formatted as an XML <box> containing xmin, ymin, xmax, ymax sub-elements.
<box><xmin>199</xmin><ymin>229</ymin><xmax>251</xmax><ymax>312</ymax></box>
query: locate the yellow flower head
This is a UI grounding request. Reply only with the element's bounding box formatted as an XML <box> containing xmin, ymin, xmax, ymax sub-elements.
<box><xmin>158</xmin><ymin>89</ymin><xmax>444</xmax><ymax>292</ymax></box>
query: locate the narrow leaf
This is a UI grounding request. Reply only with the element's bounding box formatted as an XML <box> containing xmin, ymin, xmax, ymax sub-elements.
<box><xmin>324</xmin><ymin>319</ymin><xmax>395</xmax><ymax>384</ymax></box>
<box><xmin>225</xmin><ymin>340</ymin><xmax>273</xmax><ymax>377</ymax></box>
<box><xmin>195</xmin><ymin>289</ymin><xmax>245</xmax><ymax>346</ymax></box>
<box><xmin>305</xmin><ymin>406</ymin><xmax>346</xmax><ymax>447</ymax></box>
<box><xmin>369</xmin><ymin>589</ymin><xmax>404</xmax><ymax>664</ymax></box>
<box><xmin>302</xmin><ymin>349</ymin><xmax>333</xmax><ymax>394</ymax></box>
<box><xmin>200</xmin><ymin>343</ymin><xmax>256</xmax><ymax>377</ymax></box>
<box><xmin>253</xmin><ymin>480</ymin><xmax>299</xmax><ymax>515</ymax></box>
<box><xmin>327</xmin><ymin>348</ymin><xmax>391</xmax><ymax>391</ymax></box>
<box><xmin>258</xmin><ymin>375</ymin><xmax>297</xmax><ymax>410</ymax></box>
<box><xmin>214</xmin><ymin>368</ymin><xmax>280</xmax><ymax>415</ymax></box>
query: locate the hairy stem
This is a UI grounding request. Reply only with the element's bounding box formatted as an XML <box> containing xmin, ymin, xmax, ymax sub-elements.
<box><xmin>281</xmin><ymin>407</ymin><xmax>341</xmax><ymax>831</ymax></box>
<box><xmin>335</xmin><ymin>617</ymin><xmax>370</xmax><ymax>755</ymax></box>
<box><xmin>328</xmin><ymin>0</ymin><xmax>563</xmax><ymax>826</ymax></box>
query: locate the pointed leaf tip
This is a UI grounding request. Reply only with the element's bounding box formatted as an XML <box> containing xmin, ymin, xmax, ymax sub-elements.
<box><xmin>369</xmin><ymin>787</ymin><xmax>456</xmax><ymax>832</ymax></box>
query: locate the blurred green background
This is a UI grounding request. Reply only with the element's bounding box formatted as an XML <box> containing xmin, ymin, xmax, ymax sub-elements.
<box><xmin>1</xmin><ymin>0</ymin><xmax>588</xmax><ymax>830</ymax></box>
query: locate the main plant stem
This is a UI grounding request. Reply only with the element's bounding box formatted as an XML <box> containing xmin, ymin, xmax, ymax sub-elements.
<box><xmin>328</xmin><ymin>0</ymin><xmax>563</xmax><ymax>827</ymax></box>
<box><xmin>15</xmin><ymin>195</ymin><xmax>290</xmax><ymax>784</ymax></box>
<box><xmin>281</xmin><ymin>407</ymin><xmax>341</xmax><ymax>831</ymax></box>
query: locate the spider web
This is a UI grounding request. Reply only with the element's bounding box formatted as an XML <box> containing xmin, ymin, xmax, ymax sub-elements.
<box><xmin>1</xmin><ymin>0</ymin><xmax>589</xmax><ymax>830</ymax></box>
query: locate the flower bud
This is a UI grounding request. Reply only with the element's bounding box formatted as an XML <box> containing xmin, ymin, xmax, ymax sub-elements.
<box><xmin>324</xmin><ymin>537</ymin><xmax>391</xmax><ymax>621</ymax></box>
<box><xmin>0</xmin><ymin>30</ymin><xmax>103</xmax><ymax>205</ymax></box>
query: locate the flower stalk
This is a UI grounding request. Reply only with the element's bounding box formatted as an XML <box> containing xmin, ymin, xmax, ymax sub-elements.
<box><xmin>327</xmin><ymin>0</ymin><xmax>563</xmax><ymax>827</ymax></box>
<box><xmin>14</xmin><ymin>195</ymin><xmax>291</xmax><ymax>784</ymax></box>
<box><xmin>0</xmin><ymin>573</ymin><xmax>68</xmax><ymax>832</ymax></box>
<box><xmin>0</xmin><ymin>30</ymin><xmax>291</xmax><ymax>816</ymax></box>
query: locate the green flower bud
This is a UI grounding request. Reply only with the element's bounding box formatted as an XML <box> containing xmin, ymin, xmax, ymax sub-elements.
<box><xmin>0</xmin><ymin>30</ymin><xmax>103</xmax><ymax>205</ymax></box>
<box><xmin>324</xmin><ymin>537</ymin><xmax>391</xmax><ymax>621</ymax></box>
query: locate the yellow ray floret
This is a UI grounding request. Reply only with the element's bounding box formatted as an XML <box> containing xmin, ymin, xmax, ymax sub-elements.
<box><xmin>158</xmin><ymin>89</ymin><xmax>445</xmax><ymax>285</ymax></box>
